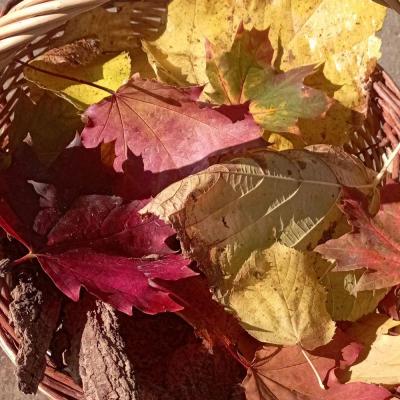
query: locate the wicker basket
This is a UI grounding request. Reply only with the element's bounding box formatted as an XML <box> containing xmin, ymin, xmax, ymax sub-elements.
<box><xmin>0</xmin><ymin>1</ymin><xmax>399</xmax><ymax>399</ymax></box>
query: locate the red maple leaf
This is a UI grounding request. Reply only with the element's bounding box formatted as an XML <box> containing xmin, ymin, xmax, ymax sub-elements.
<box><xmin>316</xmin><ymin>185</ymin><xmax>400</xmax><ymax>292</ymax></box>
<box><xmin>243</xmin><ymin>333</ymin><xmax>390</xmax><ymax>400</ymax></box>
<box><xmin>81</xmin><ymin>77</ymin><xmax>264</xmax><ymax>174</ymax></box>
<box><xmin>0</xmin><ymin>149</ymin><xmax>195</xmax><ymax>314</ymax></box>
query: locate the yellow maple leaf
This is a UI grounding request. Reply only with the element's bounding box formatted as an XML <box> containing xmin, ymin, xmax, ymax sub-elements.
<box><xmin>143</xmin><ymin>0</ymin><xmax>386</xmax><ymax>146</ymax></box>
<box><xmin>142</xmin><ymin>0</ymin><xmax>243</xmax><ymax>86</ymax></box>
<box><xmin>24</xmin><ymin>52</ymin><xmax>131</xmax><ymax>110</ymax></box>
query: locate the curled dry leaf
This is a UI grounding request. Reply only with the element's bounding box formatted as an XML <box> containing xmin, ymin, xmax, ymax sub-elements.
<box><xmin>81</xmin><ymin>77</ymin><xmax>264</xmax><ymax>173</ymax></box>
<box><xmin>316</xmin><ymin>185</ymin><xmax>400</xmax><ymax>292</ymax></box>
<box><xmin>206</xmin><ymin>26</ymin><xmax>331</xmax><ymax>134</ymax></box>
<box><xmin>142</xmin><ymin>147</ymin><xmax>375</xmax><ymax>294</ymax></box>
<box><xmin>37</xmin><ymin>38</ymin><xmax>102</xmax><ymax>67</ymax></box>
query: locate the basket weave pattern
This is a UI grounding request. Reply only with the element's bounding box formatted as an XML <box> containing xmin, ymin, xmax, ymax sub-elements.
<box><xmin>0</xmin><ymin>1</ymin><xmax>399</xmax><ymax>399</ymax></box>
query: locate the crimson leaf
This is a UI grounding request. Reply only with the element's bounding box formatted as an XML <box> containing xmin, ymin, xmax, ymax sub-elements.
<box><xmin>1</xmin><ymin>155</ymin><xmax>195</xmax><ymax>314</ymax></box>
<box><xmin>81</xmin><ymin>77</ymin><xmax>264</xmax><ymax>173</ymax></box>
<box><xmin>316</xmin><ymin>185</ymin><xmax>400</xmax><ymax>292</ymax></box>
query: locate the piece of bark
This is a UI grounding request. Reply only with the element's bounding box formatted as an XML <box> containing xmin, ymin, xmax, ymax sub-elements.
<box><xmin>9</xmin><ymin>267</ymin><xmax>62</xmax><ymax>394</ymax></box>
<box><xmin>40</xmin><ymin>38</ymin><xmax>102</xmax><ymax>67</ymax></box>
<box><xmin>79</xmin><ymin>299</ymin><xmax>137</xmax><ymax>400</ymax></box>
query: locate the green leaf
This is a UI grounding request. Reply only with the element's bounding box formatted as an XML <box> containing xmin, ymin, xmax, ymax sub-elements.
<box><xmin>205</xmin><ymin>26</ymin><xmax>274</xmax><ymax>104</ymax></box>
<box><xmin>206</xmin><ymin>27</ymin><xmax>330</xmax><ymax>134</ymax></box>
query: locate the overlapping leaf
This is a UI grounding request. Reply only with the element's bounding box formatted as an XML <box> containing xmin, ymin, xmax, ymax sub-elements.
<box><xmin>142</xmin><ymin>0</ymin><xmax>243</xmax><ymax>86</ymax></box>
<box><xmin>244</xmin><ymin>344</ymin><xmax>390</xmax><ymax>400</ymax></box>
<box><xmin>143</xmin><ymin>0</ymin><xmax>386</xmax><ymax>145</ymax></box>
<box><xmin>345</xmin><ymin>314</ymin><xmax>400</xmax><ymax>385</ymax></box>
<box><xmin>7</xmin><ymin>93</ymin><xmax>83</xmax><ymax>165</ymax></box>
<box><xmin>314</xmin><ymin>264</ymin><xmax>388</xmax><ymax>321</ymax></box>
<box><xmin>316</xmin><ymin>185</ymin><xmax>400</xmax><ymax>292</ymax></box>
<box><xmin>226</xmin><ymin>244</ymin><xmax>335</xmax><ymax>349</ymax></box>
<box><xmin>25</xmin><ymin>50</ymin><xmax>131</xmax><ymax>110</ymax></box>
<box><xmin>142</xmin><ymin>147</ymin><xmax>375</xmax><ymax>294</ymax></box>
<box><xmin>206</xmin><ymin>27</ymin><xmax>330</xmax><ymax>133</ymax></box>
<box><xmin>242</xmin><ymin>330</ymin><xmax>390</xmax><ymax>400</ymax></box>
<box><xmin>81</xmin><ymin>77</ymin><xmax>264</xmax><ymax>173</ymax></box>
<box><xmin>0</xmin><ymin>149</ymin><xmax>194</xmax><ymax>314</ymax></box>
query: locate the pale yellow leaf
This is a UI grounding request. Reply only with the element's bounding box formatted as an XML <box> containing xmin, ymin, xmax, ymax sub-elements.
<box><xmin>225</xmin><ymin>243</ymin><xmax>336</xmax><ymax>349</ymax></box>
<box><xmin>25</xmin><ymin>52</ymin><xmax>131</xmax><ymax>110</ymax></box>
<box><xmin>346</xmin><ymin>314</ymin><xmax>400</xmax><ymax>385</ymax></box>
<box><xmin>242</xmin><ymin>0</ymin><xmax>386</xmax><ymax>145</ymax></box>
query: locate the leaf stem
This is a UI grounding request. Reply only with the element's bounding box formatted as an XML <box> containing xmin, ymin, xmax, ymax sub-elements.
<box><xmin>373</xmin><ymin>141</ymin><xmax>400</xmax><ymax>186</ymax></box>
<box><xmin>300</xmin><ymin>347</ymin><xmax>326</xmax><ymax>390</ymax></box>
<box><xmin>9</xmin><ymin>252</ymin><xmax>36</xmax><ymax>268</ymax></box>
<box><xmin>15</xmin><ymin>59</ymin><xmax>115</xmax><ymax>96</ymax></box>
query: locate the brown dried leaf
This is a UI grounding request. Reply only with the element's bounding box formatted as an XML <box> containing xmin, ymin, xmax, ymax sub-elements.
<box><xmin>39</xmin><ymin>38</ymin><xmax>102</xmax><ymax>67</ymax></box>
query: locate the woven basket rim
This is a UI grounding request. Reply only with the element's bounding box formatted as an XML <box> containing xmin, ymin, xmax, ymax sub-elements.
<box><xmin>0</xmin><ymin>2</ymin><xmax>400</xmax><ymax>400</ymax></box>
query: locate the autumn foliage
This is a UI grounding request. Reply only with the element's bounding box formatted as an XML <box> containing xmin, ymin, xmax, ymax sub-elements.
<box><xmin>0</xmin><ymin>1</ymin><xmax>399</xmax><ymax>399</ymax></box>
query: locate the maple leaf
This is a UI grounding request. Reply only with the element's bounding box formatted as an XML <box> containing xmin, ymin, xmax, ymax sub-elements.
<box><xmin>206</xmin><ymin>26</ymin><xmax>331</xmax><ymax>134</ymax></box>
<box><xmin>142</xmin><ymin>0</ymin><xmax>385</xmax><ymax>146</ymax></box>
<box><xmin>81</xmin><ymin>77</ymin><xmax>264</xmax><ymax>173</ymax></box>
<box><xmin>243</xmin><ymin>333</ymin><xmax>390</xmax><ymax>400</ymax></box>
<box><xmin>25</xmin><ymin>51</ymin><xmax>131</xmax><ymax>110</ymax></box>
<box><xmin>0</xmin><ymin>149</ymin><xmax>194</xmax><ymax>314</ymax></box>
<box><xmin>316</xmin><ymin>185</ymin><xmax>400</xmax><ymax>292</ymax></box>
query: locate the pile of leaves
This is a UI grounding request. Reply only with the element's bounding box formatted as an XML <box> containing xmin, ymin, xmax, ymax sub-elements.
<box><xmin>1</xmin><ymin>1</ymin><xmax>400</xmax><ymax>399</ymax></box>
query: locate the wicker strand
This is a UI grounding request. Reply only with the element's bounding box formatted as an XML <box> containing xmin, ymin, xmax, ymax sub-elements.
<box><xmin>0</xmin><ymin>0</ymin><xmax>110</xmax><ymax>68</ymax></box>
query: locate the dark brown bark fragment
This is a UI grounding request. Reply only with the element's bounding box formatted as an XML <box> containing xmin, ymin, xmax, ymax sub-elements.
<box><xmin>79</xmin><ymin>299</ymin><xmax>137</xmax><ymax>400</ymax></box>
<box><xmin>9</xmin><ymin>267</ymin><xmax>62</xmax><ymax>394</ymax></box>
